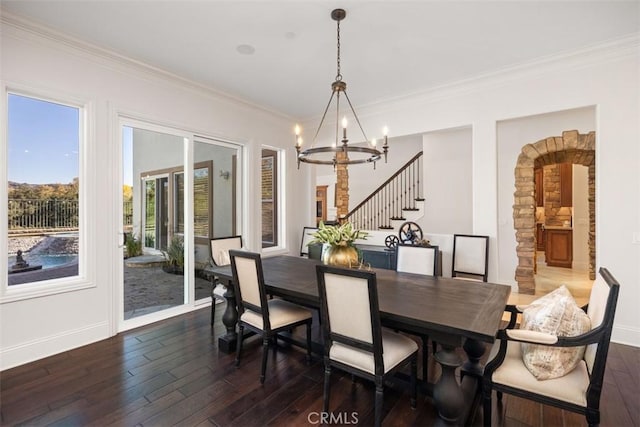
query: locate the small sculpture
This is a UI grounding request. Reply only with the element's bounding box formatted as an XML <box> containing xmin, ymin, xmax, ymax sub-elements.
<box><xmin>12</xmin><ymin>250</ymin><xmax>29</xmax><ymax>269</ymax></box>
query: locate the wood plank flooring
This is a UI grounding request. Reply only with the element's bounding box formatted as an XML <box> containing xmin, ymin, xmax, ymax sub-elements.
<box><xmin>1</xmin><ymin>307</ymin><xmax>638</xmax><ymax>426</ymax></box>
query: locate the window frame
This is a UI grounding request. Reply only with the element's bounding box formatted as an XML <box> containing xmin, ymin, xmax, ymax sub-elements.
<box><xmin>261</xmin><ymin>146</ymin><xmax>286</xmax><ymax>253</ymax></box>
<box><xmin>140</xmin><ymin>160</ymin><xmax>213</xmax><ymax>246</ymax></box>
<box><xmin>1</xmin><ymin>85</ymin><xmax>95</xmax><ymax>303</ymax></box>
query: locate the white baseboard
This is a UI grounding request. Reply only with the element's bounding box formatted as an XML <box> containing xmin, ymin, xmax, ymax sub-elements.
<box><xmin>612</xmin><ymin>324</ymin><xmax>640</xmax><ymax>348</ymax></box>
<box><xmin>0</xmin><ymin>321</ymin><xmax>110</xmax><ymax>371</ymax></box>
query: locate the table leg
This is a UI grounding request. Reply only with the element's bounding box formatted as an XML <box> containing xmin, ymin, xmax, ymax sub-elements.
<box><xmin>218</xmin><ymin>279</ymin><xmax>239</xmax><ymax>353</ymax></box>
<box><xmin>433</xmin><ymin>344</ymin><xmax>464</xmax><ymax>424</ymax></box>
<box><xmin>461</xmin><ymin>338</ymin><xmax>486</xmax><ymax>378</ymax></box>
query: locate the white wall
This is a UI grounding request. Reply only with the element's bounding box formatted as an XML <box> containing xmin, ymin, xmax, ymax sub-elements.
<box><xmin>420</xmin><ymin>127</ymin><xmax>473</xmax><ymax>234</ymax></box>
<box><xmin>0</xmin><ymin>17</ymin><xmax>312</xmax><ymax>369</ymax></box>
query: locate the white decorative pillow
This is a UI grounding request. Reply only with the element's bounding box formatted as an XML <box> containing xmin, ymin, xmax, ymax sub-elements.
<box><xmin>520</xmin><ymin>285</ymin><xmax>591</xmax><ymax>380</ymax></box>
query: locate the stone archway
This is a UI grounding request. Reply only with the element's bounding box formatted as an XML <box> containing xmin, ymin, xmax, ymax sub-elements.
<box><xmin>513</xmin><ymin>130</ymin><xmax>595</xmax><ymax>294</ymax></box>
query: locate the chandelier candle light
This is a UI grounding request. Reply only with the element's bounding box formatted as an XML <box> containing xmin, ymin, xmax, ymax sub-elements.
<box><xmin>294</xmin><ymin>8</ymin><xmax>389</xmax><ymax>169</ymax></box>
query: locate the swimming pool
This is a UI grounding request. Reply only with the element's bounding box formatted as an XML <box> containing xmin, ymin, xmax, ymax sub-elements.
<box><xmin>8</xmin><ymin>254</ymin><xmax>78</xmax><ymax>270</ymax></box>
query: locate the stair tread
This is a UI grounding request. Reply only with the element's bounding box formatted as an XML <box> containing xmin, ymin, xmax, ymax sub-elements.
<box><xmin>402</xmin><ymin>207</ymin><xmax>420</xmax><ymax>211</ymax></box>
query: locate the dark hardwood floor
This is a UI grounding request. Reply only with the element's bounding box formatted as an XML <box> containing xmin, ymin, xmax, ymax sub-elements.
<box><xmin>1</xmin><ymin>306</ymin><xmax>638</xmax><ymax>426</ymax></box>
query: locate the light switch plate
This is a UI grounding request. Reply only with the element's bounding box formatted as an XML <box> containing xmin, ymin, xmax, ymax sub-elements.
<box><xmin>633</xmin><ymin>232</ymin><xmax>640</xmax><ymax>245</ymax></box>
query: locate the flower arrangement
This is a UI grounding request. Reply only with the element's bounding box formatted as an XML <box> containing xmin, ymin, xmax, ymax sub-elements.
<box><xmin>309</xmin><ymin>221</ymin><xmax>369</xmax><ymax>247</ymax></box>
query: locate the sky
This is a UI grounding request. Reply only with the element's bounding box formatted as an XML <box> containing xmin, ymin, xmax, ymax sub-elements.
<box><xmin>8</xmin><ymin>93</ymin><xmax>79</xmax><ymax>185</ymax></box>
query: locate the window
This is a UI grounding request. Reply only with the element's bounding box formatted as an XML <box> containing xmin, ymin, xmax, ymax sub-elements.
<box><xmin>174</xmin><ymin>166</ymin><xmax>210</xmax><ymax>238</ymax></box>
<box><xmin>261</xmin><ymin>149</ymin><xmax>279</xmax><ymax>248</ymax></box>
<box><xmin>6</xmin><ymin>92</ymin><xmax>82</xmax><ymax>289</ymax></box>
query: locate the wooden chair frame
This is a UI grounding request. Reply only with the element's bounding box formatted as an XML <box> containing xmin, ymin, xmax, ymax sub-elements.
<box><xmin>316</xmin><ymin>265</ymin><xmax>417</xmax><ymax>427</ymax></box>
<box><xmin>230</xmin><ymin>250</ymin><xmax>312</xmax><ymax>384</ymax></box>
<box><xmin>482</xmin><ymin>267</ymin><xmax>620</xmax><ymax>426</ymax></box>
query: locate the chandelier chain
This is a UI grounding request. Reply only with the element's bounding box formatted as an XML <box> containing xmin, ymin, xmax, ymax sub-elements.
<box><xmin>336</xmin><ymin>19</ymin><xmax>342</xmax><ymax>81</ymax></box>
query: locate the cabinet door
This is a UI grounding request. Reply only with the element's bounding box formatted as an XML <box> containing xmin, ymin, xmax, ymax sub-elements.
<box><xmin>560</xmin><ymin>163</ymin><xmax>573</xmax><ymax>207</ymax></box>
<box><xmin>535</xmin><ymin>168</ymin><xmax>544</xmax><ymax>207</ymax></box>
<box><xmin>545</xmin><ymin>229</ymin><xmax>572</xmax><ymax>268</ymax></box>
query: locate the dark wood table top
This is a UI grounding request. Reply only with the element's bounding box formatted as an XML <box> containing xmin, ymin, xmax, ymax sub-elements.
<box><xmin>207</xmin><ymin>255</ymin><xmax>511</xmax><ymax>346</ymax></box>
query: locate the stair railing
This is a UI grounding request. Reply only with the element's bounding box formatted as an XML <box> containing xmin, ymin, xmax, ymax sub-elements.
<box><xmin>344</xmin><ymin>152</ymin><xmax>423</xmax><ymax>230</ymax></box>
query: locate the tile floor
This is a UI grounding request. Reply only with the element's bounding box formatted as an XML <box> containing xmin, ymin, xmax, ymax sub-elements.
<box><xmin>508</xmin><ymin>251</ymin><xmax>594</xmax><ymax>307</ymax></box>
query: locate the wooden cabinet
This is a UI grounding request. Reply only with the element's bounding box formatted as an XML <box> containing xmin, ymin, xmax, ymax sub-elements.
<box><xmin>545</xmin><ymin>228</ymin><xmax>572</xmax><ymax>268</ymax></box>
<box><xmin>536</xmin><ymin>223</ymin><xmax>546</xmax><ymax>251</ymax></box>
<box><xmin>535</xmin><ymin>168</ymin><xmax>544</xmax><ymax>207</ymax></box>
<box><xmin>560</xmin><ymin>163</ymin><xmax>573</xmax><ymax>207</ymax></box>
<box><xmin>357</xmin><ymin>245</ymin><xmax>397</xmax><ymax>270</ymax></box>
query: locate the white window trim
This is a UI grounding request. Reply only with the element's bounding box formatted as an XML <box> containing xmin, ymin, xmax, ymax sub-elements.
<box><xmin>1</xmin><ymin>83</ymin><xmax>96</xmax><ymax>303</ymax></box>
<box><xmin>261</xmin><ymin>145</ymin><xmax>287</xmax><ymax>255</ymax></box>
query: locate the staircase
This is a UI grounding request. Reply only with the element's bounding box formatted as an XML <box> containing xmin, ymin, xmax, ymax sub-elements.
<box><xmin>344</xmin><ymin>152</ymin><xmax>424</xmax><ymax>231</ymax></box>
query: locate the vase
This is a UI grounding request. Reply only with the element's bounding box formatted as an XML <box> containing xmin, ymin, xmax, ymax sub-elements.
<box><xmin>322</xmin><ymin>244</ymin><xmax>359</xmax><ymax>268</ymax></box>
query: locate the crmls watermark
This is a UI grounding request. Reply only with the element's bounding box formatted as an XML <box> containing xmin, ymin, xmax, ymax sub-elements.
<box><xmin>307</xmin><ymin>411</ymin><xmax>359</xmax><ymax>425</ymax></box>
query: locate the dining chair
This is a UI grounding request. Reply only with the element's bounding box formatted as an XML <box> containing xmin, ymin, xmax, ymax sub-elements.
<box><xmin>483</xmin><ymin>267</ymin><xmax>620</xmax><ymax>427</ymax></box>
<box><xmin>451</xmin><ymin>234</ymin><xmax>489</xmax><ymax>282</ymax></box>
<box><xmin>300</xmin><ymin>226</ymin><xmax>319</xmax><ymax>257</ymax></box>
<box><xmin>209</xmin><ymin>235</ymin><xmax>242</xmax><ymax>326</ymax></box>
<box><xmin>230</xmin><ymin>250</ymin><xmax>313</xmax><ymax>384</ymax></box>
<box><xmin>316</xmin><ymin>265</ymin><xmax>417</xmax><ymax>427</ymax></box>
<box><xmin>395</xmin><ymin>243</ymin><xmax>438</xmax><ymax>378</ymax></box>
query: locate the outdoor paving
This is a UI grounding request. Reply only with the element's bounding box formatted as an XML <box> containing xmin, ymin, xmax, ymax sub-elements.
<box><xmin>124</xmin><ymin>263</ymin><xmax>212</xmax><ymax>318</ymax></box>
<box><xmin>7</xmin><ymin>260</ymin><xmax>212</xmax><ymax>319</ymax></box>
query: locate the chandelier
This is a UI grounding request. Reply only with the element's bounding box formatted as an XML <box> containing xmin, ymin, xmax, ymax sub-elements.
<box><xmin>295</xmin><ymin>8</ymin><xmax>388</xmax><ymax>169</ymax></box>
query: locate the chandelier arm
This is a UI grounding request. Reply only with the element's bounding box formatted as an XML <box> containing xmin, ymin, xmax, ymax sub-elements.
<box><xmin>311</xmin><ymin>90</ymin><xmax>337</xmax><ymax>145</ymax></box>
<box><xmin>335</xmin><ymin>91</ymin><xmax>341</xmax><ymax>147</ymax></box>
<box><xmin>343</xmin><ymin>90</ymin><xmax>369</xmax><ymax>144</ymax></box>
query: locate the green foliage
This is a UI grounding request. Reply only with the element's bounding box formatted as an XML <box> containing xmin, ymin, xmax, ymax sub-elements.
<box><xmin>308</xmin><ymin>221</ymin><xmax>368</xmax><ymax>247</ymax></box>
<box><xmin>125</xmin><ymin>233</ymin><xmax>143</xmax><ymax>258</ymax></box>
<box><xmin>144</xmin><ymin>232</ymin><xmax>155</xmax><ymax>248</ymax></box>
<box><xmin>164</xmin><ymin>235</ymin><xmax>184</xmax><ymax>268</ymax></box>
<box><xmin>9</xmin><ymin>180</ymin><xmax>79</xmax><ymax>200</ymax></box>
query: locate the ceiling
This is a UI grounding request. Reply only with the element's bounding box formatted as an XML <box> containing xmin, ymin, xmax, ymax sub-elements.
<box><xmin>2</xmin><ymin>1</ymin><xmax>638</xmax><ymax>120</ymax></box>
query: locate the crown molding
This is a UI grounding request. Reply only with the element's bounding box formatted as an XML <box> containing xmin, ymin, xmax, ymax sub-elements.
<box><xmin>0</xmin><ymin>10</ymin><xmax>295</xmax><ymax>122</ymax></box>
<box><xmin>353</xmin><ymin>33</ymin><xmax>640</xmax><ymax>118</ymax></box>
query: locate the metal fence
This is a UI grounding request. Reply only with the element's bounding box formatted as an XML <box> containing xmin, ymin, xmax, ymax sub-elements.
<box><xmin>8</xmin><ymin>199</ymin><xmax>133</xmax><ymax>232</ymax></box>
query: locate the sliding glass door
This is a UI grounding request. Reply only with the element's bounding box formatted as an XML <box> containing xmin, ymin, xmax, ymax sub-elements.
<box><xmin>119</xmin><ymin>121</ymin><xmax>241</xmax><ymax>328</ymax></box>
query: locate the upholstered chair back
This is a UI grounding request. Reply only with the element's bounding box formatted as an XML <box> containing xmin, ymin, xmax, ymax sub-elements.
<box><xmin>584</xmin><ymin>274</ymin><xmax>616</xmax><ymax>374</ymax></box>
<box><xmin>396</xmin><ymin>244</ymin><xmax>438</xmax><ymax>276</ymax></box>
<box><xmin>229</xmin><ymin>250</ymin><xmax>270</xmax><ymax>331</ymax></box>
<box><xmin>452</xmin><ymin>234</ymin><xmax>489</xmax><ymax>281</ymax></box>
<box><xmin>210</xmin><ymin>236</ymin><xmax>242</xmax><ymax>266</ymax></box>
<box><xmin>323</xmin><ymin>272</ymin><xmax>374</xmax><ymax>344</ymax></box>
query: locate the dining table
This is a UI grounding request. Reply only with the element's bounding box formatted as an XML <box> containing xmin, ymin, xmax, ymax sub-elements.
<box><xmin>205</xmin><ymin>255</ymin><xmax>511</xmax><ymax>425</ymax></box>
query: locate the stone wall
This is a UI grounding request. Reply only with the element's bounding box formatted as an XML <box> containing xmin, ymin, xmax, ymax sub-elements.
<box><xmin>335</xmin><ymin>151</ymin><xmax>349</xmax><ymax>219</ymax></box>
<box><xmin>543</xmin><ymin>164</ymin><xmax>572</xmax><ymax>226</ymax></box>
